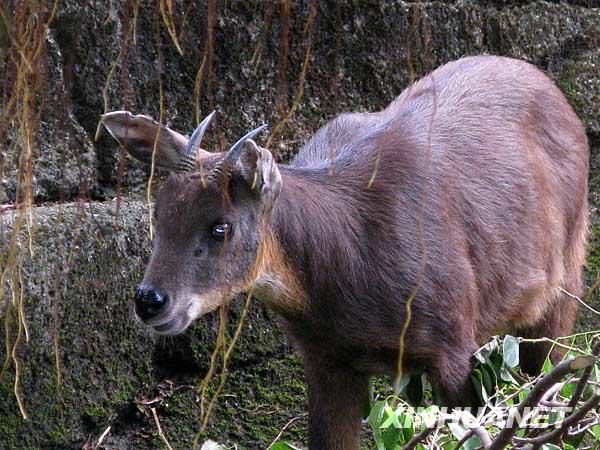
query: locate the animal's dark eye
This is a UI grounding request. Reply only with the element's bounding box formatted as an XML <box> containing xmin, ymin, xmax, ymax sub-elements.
<box><xmin>211</xmin><ymin>223</ymin><xmax>232</xmax><ymax>241</ymax></box>
<box><xmin>194</xmin><ymin>247</ymin><xmax>204</xmax><ymax>257</ymax></box>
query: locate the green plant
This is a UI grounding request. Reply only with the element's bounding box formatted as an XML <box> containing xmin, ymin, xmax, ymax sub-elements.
<box><xmin>365</xmin><ymin>333</ymin><xmax>599</xmax><ymax>450</ymax></box>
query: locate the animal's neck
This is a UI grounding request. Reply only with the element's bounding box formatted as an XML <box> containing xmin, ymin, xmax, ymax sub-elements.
<box><xmin>252</xmin><ymin>165</ymin><xmax>366</xmax><ymax>316</ymax></box>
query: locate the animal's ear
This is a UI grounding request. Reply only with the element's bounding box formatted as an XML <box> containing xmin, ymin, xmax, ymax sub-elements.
<box><xmin>101</xmin><ymin>111</ymin><xmax>205</xmax><ymax>171</ymax></box>
<box><xmin>234</xmin><ymin>140</ymin><xmax>282</xmax><ymax>209</ymax></box>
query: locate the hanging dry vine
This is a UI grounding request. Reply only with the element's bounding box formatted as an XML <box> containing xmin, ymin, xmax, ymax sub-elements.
<box><xmin>193</xmin><ymin>0</ymin><xmax>217</xmax><ymax>126</ymax></box>
<box><xmin>0</xmin><ymin>0</ymin><xmax>58</xmax><ymax>419</ymax></box>
<box><xmin>266</xmin><ymin>0</ymin><xmax>318</xmax><ymax>150</ymax></box>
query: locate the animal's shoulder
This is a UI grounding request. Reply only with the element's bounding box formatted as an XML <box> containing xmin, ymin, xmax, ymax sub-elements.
<box><xmin>292</xmin><ymin>111</ymin><xmax>387</xmax><ymax>167</ymax></box>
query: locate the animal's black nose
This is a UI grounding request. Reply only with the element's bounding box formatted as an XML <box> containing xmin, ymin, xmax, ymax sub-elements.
<box><xmin>134</xmin><ymin>287</ymin><xmax>169</xmax><ymax>321</ymax></box>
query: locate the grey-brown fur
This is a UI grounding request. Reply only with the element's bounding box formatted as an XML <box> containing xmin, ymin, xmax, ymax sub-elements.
<box><xmin>102</xmin><ymin>55</ymin><xmax>589</xmax><ymax>450</ymax></box>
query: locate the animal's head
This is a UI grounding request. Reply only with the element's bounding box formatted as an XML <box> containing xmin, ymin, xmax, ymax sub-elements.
<box><xmin>101</xmin><ymin>111</ymin><xmax>282</xmax><ymax>334</ymax></box>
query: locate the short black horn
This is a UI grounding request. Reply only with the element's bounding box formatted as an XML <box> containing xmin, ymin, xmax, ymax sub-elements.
<box><xmin>225</xmin><ymin>124</ymin><xmax>268</xmax><ymax>164</ymax></box>
<box><xmin>184</xmin><ymin>111</ymin><xmax>216</xmax><ymax>157</ymax></box>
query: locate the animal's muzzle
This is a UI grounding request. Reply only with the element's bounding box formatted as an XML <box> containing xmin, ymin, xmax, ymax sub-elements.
<box><xmin>134</xmin><ymin>286</ymin><xmax>169</xmax><ymax>321</ymax></box>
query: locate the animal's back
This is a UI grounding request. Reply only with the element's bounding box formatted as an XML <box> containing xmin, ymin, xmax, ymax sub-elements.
<box><xmin>293</xmin><ymin>55</ymin><xmax>588</xmax><ymax>352</ymax></box>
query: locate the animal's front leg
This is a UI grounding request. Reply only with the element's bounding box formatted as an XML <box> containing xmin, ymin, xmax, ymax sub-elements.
<box><xmin>428</xmin><ymin>344</ymin><xmax>478</xmax><ymax>409</ymax></box>
<box><xmin>303</xmin><ymin>357</ymin><xmax>370</xmax><ymax>450</ymax></box>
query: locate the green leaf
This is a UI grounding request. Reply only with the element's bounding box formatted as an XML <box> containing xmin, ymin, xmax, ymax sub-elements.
<box><xmin>474</xmin><ymin>338</ymin><xmax>500</xmax><ymax>364</ymax></box>
<box><xmin>481</xmin><ymin>364</ymin><xmax>495</xmax><ymax>396</ymax></box>
<box><xmin>381</xmin><ymin>405</ymin><xmax>401</xmax><ymax>429</ymax></box>
<box><xmin>518</xmin><ymin>387</ymin><xmax>530</xmax><ymax>403</ymax></box>
<box><xmin>489</xmin><ymin>351</ymin><xmax>504</xmax><ymax>370</ymax></box>
<box><xmin>484</xmin><ymin>360</ymin><xmax>499</xmax><ymax>386</ymax></box>
<box><xmin>382</xmin><ymin>426</ymin><xmax>402</xmax><ymax>449</ymax></box>
<box><xmin>500</xmin><ymin>366</ymin><xmax>517</xmax><ymax>384</ymax></box>
<box><xmin>369</xmin><ymin>401</ymin><xmax>388</xmax><ymax>450</ymax></box>
<box><xmin>542</xmin><ymin>355</ymin><xmax>553</xmax><ymax>374</ymax></box>
<box><xmin>438</xmin><ymin>434</ymin><xmax>459</xmax><ymax>449</ymax></box>
<box><xmin>540</xmin><ymin>444</ymin><xmax>562</xmax><ymax>450</ymax></box>
<box><xmin>590</xmin><ymin>424</ymin><xmax>600</xmax><ymax>442</ymax></box>
<box><xmin>399</xmin><ymin>412</ymin><xmax>414</xmax><ymax>442</ymax></box>
<box><xmin>546</xmin><ymin>409</ymin><xmax>562</xmax><ymax>427</ymax></box>
<box><xmin>372</xmin><ymin>426</ymin><xmax>386</xmax><ymax>450</ymax></box>
<box><xmin>462</xmin><ymin>435</ymin><xmax>482</xmax><ymax>450</ymax></box>
<box><xmin>420</xmin><ymin>405</ymin><xmax>441</xmax><ymax>428</ymax></box>
<box><xmin>502</xmin><ymin>335</ymin><xmax>520</xmax><ymax>368</ymax></box>
<box><xmin>270</xmin><ymin>442</ymin><xmax>303</xmax><ymax>450</ymax></box>
<box><xmin>560</xmin><ymin>381</ymin><xmax>576</xmax><ymax>398</ymax></box>
<box><xmin>564</xmin><ymin>433</ymin><xmax>584</xmax><ymax>449</ymax></box>
<box><xmin>471</xmin><ymin>368</ymin><xmax>488</xmax><ymax>403</ymax></box>
<box><xmin>448</xmin><ymin>422</ymin><xmax>469</xmax><ymax>440</ymax></box>
<box><xmin>369</xmin><ymin>400</ymin><xmax>387</xmax><ymax>430</ymax></box>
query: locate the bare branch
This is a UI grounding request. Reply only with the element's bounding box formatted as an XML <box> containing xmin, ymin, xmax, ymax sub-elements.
<box><xmin>471</xmin><ymin>425</ymin><xmax>492</xmax><ymax>448</ymax></box>
<box><xmin>453</xmin><ymin>429</ymin><xmax>474</xmax><ymax>449</ymax></box>
<box><xmin>568</xmin><ymin>338</ymin><xmax>600</xmax><ymax>409</ymax></box>
<box><xmin>514</xmin><ymin>392</ymin><xmax>599</xmax><ymax>447</ymax></box>
<box><xmin>265</xmin><ymin>413</ymin><xmax>308</xmax><ymax>450</ymax></box>
<box><xmin>487</xmin><ymin>355</ymin><xmax>596</xmax><ymax>450</ymax></box>
<box><xmin>151</xmin><ymin>407</ymin><xmax>174</xmax><ymax>450</ymax></box>
<box><xmin>93</xmin><ymin>426</ymin><xmax>111</xmax><ymax>450</ymax></box>
<box><xmin>566</xmin><ymin>416</ymin><xmax>598</xmax><ymax>437</ymax></box>
<box><xmin>539</xmin><ymin>381</ymin><xmax>564</xmax><ymax>407</ymax></box>
<box><xmin>559</xmin><ymin>287</ymin><xmax>600</xmax><ymax>316</ymax></box>
<box><xmin>403</xmin><ymin>426</ymin><xmax>437</xmax><ymax>450</ymax></box>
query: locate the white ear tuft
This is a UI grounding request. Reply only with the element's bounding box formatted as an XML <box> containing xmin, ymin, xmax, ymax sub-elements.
<box><xmin>238</xmin><ymin>140</ymin><xmax>282</xmax><ymax>210</ymax></box>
